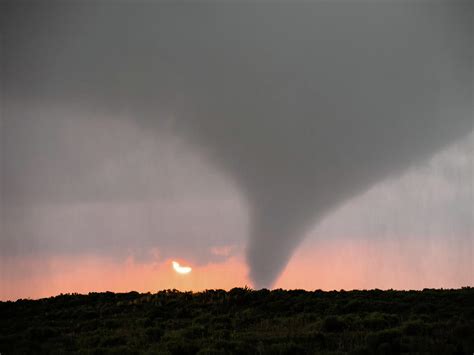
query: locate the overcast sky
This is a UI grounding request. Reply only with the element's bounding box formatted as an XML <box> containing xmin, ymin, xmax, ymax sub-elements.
<box><xmin>1</xmin><ymin>1</ymin><xmax>472</xmax><ymax>296</ymax></box>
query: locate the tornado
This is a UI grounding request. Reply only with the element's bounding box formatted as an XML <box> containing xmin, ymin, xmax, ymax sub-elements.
<box><xmin>1</xmin><ymin>1</ymin><xmax>473</xmax><ymax>288</ymax></box>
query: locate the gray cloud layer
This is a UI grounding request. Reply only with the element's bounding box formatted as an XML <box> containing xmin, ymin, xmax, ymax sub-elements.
<box><xmin>1</xmin><ymin>1</ymin><xmax>473</xmax><ymax>288</ymax></box>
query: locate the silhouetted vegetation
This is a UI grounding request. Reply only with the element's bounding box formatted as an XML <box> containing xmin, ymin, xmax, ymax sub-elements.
<box><xmin>1</xmin><ymin>287</ymin><xmax>473</xmax><ymax>354</ymax></box>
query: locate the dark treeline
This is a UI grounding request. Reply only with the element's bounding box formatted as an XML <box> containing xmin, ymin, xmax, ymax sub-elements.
<box><xmin>1</xmin><ymin>287</ymin><xmax>473</xmax><ymax>354</ymax></box>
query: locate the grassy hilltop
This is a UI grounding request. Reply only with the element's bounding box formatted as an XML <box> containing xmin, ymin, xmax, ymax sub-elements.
<box><xmin>1</xmin><ymin>287</ymin><xmax>473</xmax><ymax>354</ymax></box>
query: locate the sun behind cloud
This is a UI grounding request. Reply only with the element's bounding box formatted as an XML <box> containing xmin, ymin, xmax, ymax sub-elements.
<box><xmin>172</xmin><ymin>261</ymin><xmax>192</xmax><ymax>275</ymax></box>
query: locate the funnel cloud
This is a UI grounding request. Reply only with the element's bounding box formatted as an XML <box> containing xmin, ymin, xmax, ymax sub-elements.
<box><xmin>1</xmin><ymin>1</ymin><xmax>473</xmax><ymax>288</ymax></box>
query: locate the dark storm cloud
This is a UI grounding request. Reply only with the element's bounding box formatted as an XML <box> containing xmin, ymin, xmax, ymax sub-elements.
<box><xmin>1</xmin><ymin>1</ymin><xmax>473</xmax><ymax>287</ymax></box>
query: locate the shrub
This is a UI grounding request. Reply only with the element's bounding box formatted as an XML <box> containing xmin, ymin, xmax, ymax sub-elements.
<box><xmin>100</xmin><ymin>334</ymin><xmax>127</xmax><ymax>347</ymax></box>
<box><xmin>322</xmin><ymin>316</ymin><xmax>347</xmax><ymax>333</ymax></box>
<box><xmin>403</xmin><ymin>320</ymin><xmax>426</xmax><ymax>336</ymax></box>
<box><xmin>269</xmin><ymin>341</ymin><xmax>307</xmax><ymax>354</ymax></box>
<box><xmin>366</xmin><ymin>328</ymin><xmax>402</xmax><ymax>354</ymax></box>
<box><xmin>145</xmin><ymin>326</ymin><xmax>164</xmax><ymax>342</ymax></box>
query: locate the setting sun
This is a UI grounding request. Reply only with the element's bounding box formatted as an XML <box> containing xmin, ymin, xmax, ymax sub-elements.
<box><xmin>172</xmin><ymin>261</ymin><xmax>192</xmax><ymax>275</ymax></box>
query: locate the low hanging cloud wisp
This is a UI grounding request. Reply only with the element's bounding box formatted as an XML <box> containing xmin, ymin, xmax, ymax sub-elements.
<box><xmin>1</xmin><ymin>2</ymin><xmax>473</xmax><ymax>288</ymax></box>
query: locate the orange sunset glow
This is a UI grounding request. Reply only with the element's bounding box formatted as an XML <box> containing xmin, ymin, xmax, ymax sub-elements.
<box><xmin>1</xmin><ymin>237</ymin><xmax>471</xmax><ymax>301</ymax></box>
